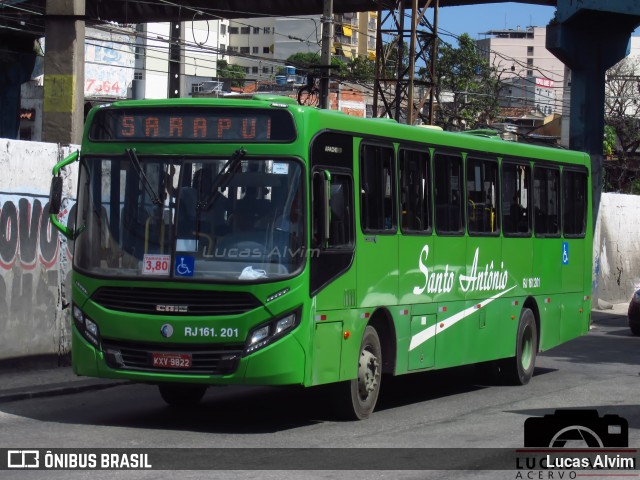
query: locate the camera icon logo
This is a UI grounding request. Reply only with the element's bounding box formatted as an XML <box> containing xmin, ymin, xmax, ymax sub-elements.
<box><xmin>524</xmin><ymin>409</ymin><xmax>628</xmax><ymax>447</ymax></box>
<box><xmin>7</xmin><ymin>450</ymin><xmax>40</xmax><ymax>468</ymax></box>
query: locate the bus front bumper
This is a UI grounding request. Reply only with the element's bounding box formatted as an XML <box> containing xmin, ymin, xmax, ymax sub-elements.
<box><xmin>71</xmin><ymin>325</ymin><xmax>306</xmax><ymax>386</ymax></box>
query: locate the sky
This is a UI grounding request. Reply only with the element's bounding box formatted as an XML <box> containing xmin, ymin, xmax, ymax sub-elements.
<box><xmin>433</xmin><ymin>2</ymin><xmax>638</xmax><ymax>43</ymax></box>
<box><xmin>434</xmin><ymin>2</ymin><xmax>556</xmax><ymax>43</ymax></box>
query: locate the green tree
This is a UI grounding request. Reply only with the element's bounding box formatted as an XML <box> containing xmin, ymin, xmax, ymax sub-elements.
<box><xmin>603</xmin><ymin>56</ymin><xmax>640</xmax><ymax>192</ymax></box>
<box><xmin>217</xmin><ymin>59</ymin><xmax>245</xmax><ymax>88</ymax></box>
<box><xmin>285</xmin><ymin>52</ymin><xmax>349</xmax><ymax>78</ymax></box>
<box><xmin>433</xmin><ymin>34</ymin><xmax>500</xmax><ymax>131</ymax></box>
<box><xmin>349</xmin><ymin>56</ymin><xmax>375</xmax><ymax>83</ymax></box>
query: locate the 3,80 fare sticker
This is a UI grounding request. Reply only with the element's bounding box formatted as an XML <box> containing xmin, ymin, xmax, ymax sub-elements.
<box><xmin>142</xmin><ymin>254</ymin><xmax>171</xmax><ymax>276</ymax></box>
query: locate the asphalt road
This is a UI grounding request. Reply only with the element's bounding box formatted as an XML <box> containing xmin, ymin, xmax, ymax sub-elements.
<box><xmin>0</xmin><ymin>308</ymin><xmax>638</xmax><ymax>479</ymax></box>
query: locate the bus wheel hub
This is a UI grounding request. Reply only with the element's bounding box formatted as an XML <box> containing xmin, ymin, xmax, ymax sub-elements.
<box><xmin>358</xmin><ymin>349</ymin><xmax>379</xmax><ymax>397</ymax></box>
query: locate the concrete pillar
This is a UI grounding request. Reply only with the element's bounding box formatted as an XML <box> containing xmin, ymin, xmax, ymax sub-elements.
<box><xmin>43</xmin><ymin>0</ymin><xmax>85</xmax><ymax>145</ymax></box>
<box><xmin>547</xmin><ymin>10</ymin><xmax>640</xmax><ymax>227</ymax></box>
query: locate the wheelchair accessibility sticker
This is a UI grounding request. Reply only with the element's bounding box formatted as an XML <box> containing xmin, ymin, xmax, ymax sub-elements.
<box><xmin>562</xmin><ymin>242</ymin><xmax>569</xmax><ymax>265</ymax></box>
<box><xmin>175</xmin><ymin>255</ymin><xmax>195</xmax><ymax>277</ymax></box>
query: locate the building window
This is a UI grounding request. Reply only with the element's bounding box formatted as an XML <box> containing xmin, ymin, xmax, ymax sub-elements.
<box><xmin>220</xmin><ymin>24</ymin><xmax>227</xmax><ymax>35</ymax></box>
<box><xmin>264</xmin><ymin>27</ymin><xmax>271</xmax><ymax>34</ymax></box>
<box><xmin>244</xmin><ymin>67</ymin><xmax>250</xmax><ymax>73</ymax></box>
<box><xmin>262</xmin><ymin>67</ymin><xmax>270</xmax><ymax>74</ymax></box>
<box><xmin>240</xmin><ymin>46</ymin><xmax>250</xmax><ymax>54</ymax></box>
<box><xmin>263</xmin><ymin>46</ymin><xmax>270</xmax><ymax>54</ymax></box>
<box><xmin>240</xmin><ymin>27</ymin><xmax>250</xmax><ymax>34</ymax></box>
<box><xmin>527</xmin><ymin>46</ymin><xmax>534</xmax><ymax>56</ymax></box>
<box><xmin>527</xmin><ymin>58</ymin><xmax>534</xmax><ymax>67</ymax></box>
<box><xmin>253</xmin><ymin>27</ymin><xmax>260</xmax><ymax>34</ymax></box>
<box><xmin>229</xmin><ymin>27</ymin><xmax>238</xmax><ymax>34</ymax></box>
<box><xmin>527</xmin><ymin>70</ymin><xmax>533</xmax><ymax>76</ymax></box>
<box><xmin>252</xmin><ymin>66</ymin><xmax>258</xmax><ymax>74</ymax></box>
<box><xmin>252</xmin><ymin>46</ymin><xmax>258</xmax><ymax>54</ymax></box>
<box><xmin>227</xmin><ymin>46</ymin><xmax>238</xmax><ymax>52</ymax></box>
<box><xmin>219</xmin><ymin>44</ymin><xmax>226</xmax><ymax>52</ymax></box>
<box><xmin>19</xmin><ymin>128</ymin><xmax>32</xmax><ymax>141</ymax></box>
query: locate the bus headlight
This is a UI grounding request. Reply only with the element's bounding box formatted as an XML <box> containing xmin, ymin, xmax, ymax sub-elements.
<box><xmin>244</xmin><ymin>308</ymin><xmax>300</xmax><ymax>356</ymax></box>
<box><xmin>72</xmin><ymin>303</ymin><xmax>101</xmax><ymax>348</ymax></box>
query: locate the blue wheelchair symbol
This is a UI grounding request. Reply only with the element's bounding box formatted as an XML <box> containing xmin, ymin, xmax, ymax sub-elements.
<box><xmin>175</xmin><ymin>255</ymin><xmax>195</xmax><ymax>277</ymax></box>
<box><xmin>562</xmin><ymin>242</ymin><xmax>569</xmax><ymax>265</ymax></box>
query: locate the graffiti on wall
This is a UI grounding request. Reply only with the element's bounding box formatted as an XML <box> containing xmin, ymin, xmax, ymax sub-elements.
<box><xmin>0</xmin><ymin>193</ymin><xmax>74</xmax><ymax>357</ymax></box>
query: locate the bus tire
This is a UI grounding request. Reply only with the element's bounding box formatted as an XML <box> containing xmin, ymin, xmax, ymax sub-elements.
<box><xmin>501</xmin><ymin>308</ymin><xmax>537</xmax><ymax>385</ymax></box>
<box><xmin>158</xmin><ymin>384</ymin><xmax>207</xmax><ymax>407</ymax></box>
<box><xmin>332</xmin><ymin>326</ymin><xmax>382</xmax><ymax>420</ymax></box>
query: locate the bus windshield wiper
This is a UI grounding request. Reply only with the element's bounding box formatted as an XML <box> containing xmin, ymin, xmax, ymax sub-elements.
<box><xmin>200</xmin><ymin>147</ymin><xmax>246</xmax><ymax>211</ymax></box>
<box><xmin>126</xmin><ymin>148</ymin><xmax>162</xmax><ymax>205</ymax></box>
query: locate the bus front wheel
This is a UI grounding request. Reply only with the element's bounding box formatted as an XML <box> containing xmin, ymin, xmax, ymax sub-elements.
<box><xmin>158</xmin><ymin>384</ymin><xmax>207</xmax><ymax>407</ymax></box>
<box><xmin>501</xmin><ymin>308</ymin><xmax>537</xmax><ymax>385</ymax></box>
<box><xmin>332</xmin><ymin>326</ymin><xmax>382</xmax><ymax>420</ymax></box>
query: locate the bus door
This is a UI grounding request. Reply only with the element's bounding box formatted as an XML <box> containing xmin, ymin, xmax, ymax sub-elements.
<box><xmin>501</xmin><ymin>160</ymin><xmax>533</xmax><ymax>346</ymax></box>
<box><xmin>397</xmin><ymin>148</ymin><xmax>436</xmax><ymax>370</ymax></box>
<box><xmin>532</xmin><ymin>165</ymin><xmax>562</xmax><ymax>345</ymax></box>
<box><xmin>432</xmin><ymin>151</ymin><xmax>468</xmax><ymax>369</ymax></box>
<box><xmin>309</xmin><ymin>132</ymin><xmax>357</xmax><ymax>384</ymax></box>
<box><xmin>356</xmin><ymin>143</ymin><xmax>399</xmax><ymax>308</ymax></box>
<box><xmin>463</xmin><ymin>156</ymin><xmax>502</xmax><ymax>364</ymax></box>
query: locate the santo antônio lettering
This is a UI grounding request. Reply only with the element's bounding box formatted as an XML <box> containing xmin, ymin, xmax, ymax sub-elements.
<box><xmin>118</xmin><ymin>114</ymin><xmax>271</xmax><ymax>140</ymax></box>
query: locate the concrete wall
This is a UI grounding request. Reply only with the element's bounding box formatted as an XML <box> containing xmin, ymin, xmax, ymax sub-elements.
<box><xmin>0</xmin><ymin>139</ymin><xmax>77</xmax><ymax>362</ymax></box>
<box><xmin>593</xmin><ymin>192</ymin><xmax>640</xmax><ymax>304</ymax></box>
<box><xmin>0</xmin><ymin>138</ymin><xmax>638</xmax><ymax>362</ymax></box>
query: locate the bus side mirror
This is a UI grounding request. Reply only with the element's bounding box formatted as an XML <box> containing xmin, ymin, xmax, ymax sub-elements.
<box><xmin>49</xmin><ymin>176</ymin><xmax>63</xmax><ymax>215</ymax></box>
<box><xmin>49</xmin><ymin>150</ymin><xmax>80</xmax><ymax>240</ymax></box>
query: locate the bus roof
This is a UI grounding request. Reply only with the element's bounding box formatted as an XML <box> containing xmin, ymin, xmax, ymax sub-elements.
<box><xmin>87</xmin><ymin>96</ymin><xmax>589</xmax><ymax>168</ymax></box>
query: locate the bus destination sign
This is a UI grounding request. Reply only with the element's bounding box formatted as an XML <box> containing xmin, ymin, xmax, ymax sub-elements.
<box><xmin>89</xmin><ymin>107</ymin><xmax>296</xmax><ymax>142</ymax></box>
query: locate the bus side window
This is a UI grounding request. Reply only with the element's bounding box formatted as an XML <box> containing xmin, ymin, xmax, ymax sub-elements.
<box><xmin>562</xmin><ymin>169</ymin><xmax>587</xmax><ymax>237</ymax></box>
<box><xmin>502</xmin><ymin>162</ymin><xmax>531</xmax><ymax>236</ymax></box>
<box><xmin>466</xmin><ymin>157</ymin><xmax>499</xmax><ymax>235</ymax></box>
<box><xmin>312</xmin><ymin>171</ymin><xmax>354</xmax><ymax>249</ymax></box>
<box><xmin>399</xmin><ymin>148</ymin><xmax>430</xmax><ymax>233</ymax></box>
<box><xmin>434</xmin><ymin>152</ymin><xmax>463</xmax><ymax>235</ymax></box>
<box><xmin>533</xmin><ymin>166</ymin><xmax>560</xmax><ymax>237</ymax></box>
<box><xmin>360</xmin><ymin>144</ymin><xmax>396</xmax><ymax>233</ymax></box>
<box><xmin>328</xmin><ymin>175</ymin><xmax>354</xmax><ymax>248</ymax></box>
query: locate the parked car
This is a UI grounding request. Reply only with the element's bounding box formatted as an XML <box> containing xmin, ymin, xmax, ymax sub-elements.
<box><xmin>629</xmin><ymin>289</ymin><xmax>640</xmax><ymax>335</ymax></box>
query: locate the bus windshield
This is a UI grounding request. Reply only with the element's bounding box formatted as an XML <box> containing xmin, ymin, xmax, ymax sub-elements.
<box><xmin>74</xmin><ymin>154</ymin><xmax>305</xmax><ymax>282</ymax></box>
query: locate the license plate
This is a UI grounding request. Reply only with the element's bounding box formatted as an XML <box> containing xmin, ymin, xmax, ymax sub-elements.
<box><xmin>151</xmin><ymin>352</ymin><xmax>192</xmax><ymax>369</ymax></box>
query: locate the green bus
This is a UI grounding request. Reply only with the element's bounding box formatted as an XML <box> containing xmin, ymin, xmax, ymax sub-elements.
<box><xmin>49</xmin><ymin>95</ymin><xmax>592</xmax><ymax>419</ymax></box>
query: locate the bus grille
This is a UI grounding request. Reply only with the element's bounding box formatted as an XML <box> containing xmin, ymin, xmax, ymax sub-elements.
<box><xmin>102</xmin><ymin>339</ymin><xmax>243</xmax><ymax>375</ymax></box>
<box><xmin>91</xmin><ymin>287</ymin><xmax>261</xmax><ymax>316</ymax></box>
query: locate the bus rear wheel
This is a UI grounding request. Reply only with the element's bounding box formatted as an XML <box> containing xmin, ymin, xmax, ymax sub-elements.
<box><xmin>332</xmin><ymin>326</ymin><xmax>382</xmax><ymax>420</ymax></box>
<box><xmin>501</xmin><ymin>308</ymin><xmax>537</xmax><ymax>385</ymax></box>
<box><xmin>158</xmin><ymin>384</ymin><xmax>207</xmax><ymax>407</ymax></box>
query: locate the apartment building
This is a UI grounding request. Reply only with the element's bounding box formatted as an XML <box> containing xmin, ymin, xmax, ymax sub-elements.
<box><xmin>477</xmin><ymin>26</ymin><xmax>565</xmax><ymax>115</ymax></box>
<box><xmin>144</xmin><ymin>20</ymin><xmax>229</xmax><ymax>99</ymax></box>
<box><xmin>227</xmin><ymin>12</ymin><xmax>377</xmax><ymax>80</ymax></box>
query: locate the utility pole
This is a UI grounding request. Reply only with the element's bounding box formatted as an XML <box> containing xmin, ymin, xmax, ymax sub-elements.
<box><xmin>320</xmin><ymin>0</ymin><xmax>333</xmax><ymax>109</ymax></box>
<box><xmin>168</xmin><ymin>21</ymin><xmax>182</xmax><ymax>98</ymax></box>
